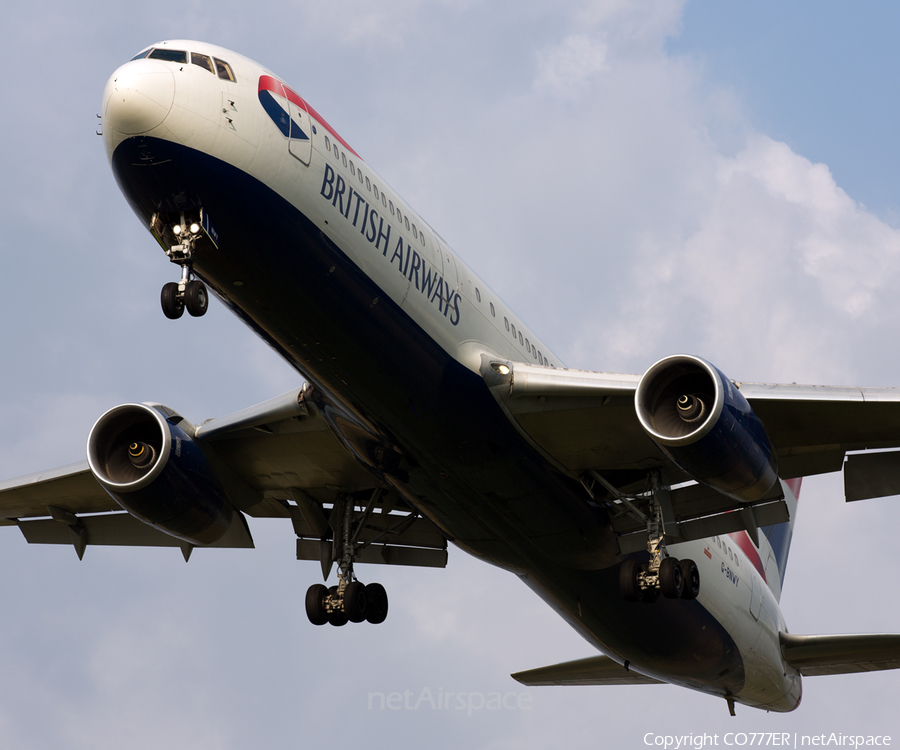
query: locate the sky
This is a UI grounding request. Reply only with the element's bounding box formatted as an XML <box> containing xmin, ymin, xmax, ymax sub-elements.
<box><xmin>1</xmin><ymin>0</ymin><xmax>900</xmax><ymax>747</ymax></box>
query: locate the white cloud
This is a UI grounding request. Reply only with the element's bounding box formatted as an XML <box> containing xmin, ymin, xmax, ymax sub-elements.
<box><xmin>534</xmin><ymin>35</ymin><xmax>609</xmax><ymax>100</ymax></box>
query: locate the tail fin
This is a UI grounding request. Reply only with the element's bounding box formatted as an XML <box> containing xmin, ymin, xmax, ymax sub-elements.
<box><xmin>759</xmin><ymin>477</ymin><xmax>801</xmax><ymax>600</ymax></box>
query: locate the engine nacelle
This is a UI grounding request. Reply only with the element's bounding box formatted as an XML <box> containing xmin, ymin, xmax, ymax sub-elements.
<box><xmin>635</xmin><ymin>355</ymin><xmax>778</xmax><ymax>503</ymax></box>
<box><xmin>87</xmin><ymin>403</ymin><xmax>233</xmax><ymax>545</ymax></box>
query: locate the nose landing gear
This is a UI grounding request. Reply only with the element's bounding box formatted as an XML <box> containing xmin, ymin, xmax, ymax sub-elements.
<box><xmin>157</xmin><ymin>214</ymin><xmax>210</xmax><ymax>320</ymax></box>
<box><xmin>160</xmin><ymin>265</ymin><xmax>209</xmax><ymax>319</ymax></box>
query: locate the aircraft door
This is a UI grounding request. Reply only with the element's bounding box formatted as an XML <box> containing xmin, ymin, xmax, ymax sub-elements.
<box><xmin>436</xmin><ymin>237</ymin><xmax>459</xmax><ymax>291</ymax></box>
<box><xmin>286</xmin><ymin>89</ymin><xmax>312</xmax><ymax>166</ymax></box>
<box><xmin>749</xmin><ymin>573</ymin><xmax>762</xmax><ymax>620</ymax></box>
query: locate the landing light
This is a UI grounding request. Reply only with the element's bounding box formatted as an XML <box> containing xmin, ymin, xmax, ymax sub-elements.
<box><xmin>172</xmin><ymin>225</ymin><xmax>182</xmax><ymax>235</ymax></box>
<box><xmin>189</xmin><ymin>222</ymin><xmax>201</xmax><ymax>234</ymax></box>
<box><xmin>491</xmin><ymin>363</ymin><xmax>511</xmax><ymax>375</ymax></box>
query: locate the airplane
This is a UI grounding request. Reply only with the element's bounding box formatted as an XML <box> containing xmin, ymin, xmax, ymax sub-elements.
<box><xmin>2</xmin><ymin>38</ymin><xmax>900</xmax><ymax>716</ymax></box>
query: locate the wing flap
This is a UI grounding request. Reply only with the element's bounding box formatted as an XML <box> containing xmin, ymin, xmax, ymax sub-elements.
<box><xmin>780</xmin><ymin>632</ymin><xmax>900</xmax><ymax>676</ymax></box>
<box><xmin>844</xmin><ymin>450</ymin><xmax>900</xmax><ymax>501</ymax></box>
<box><xmin>511</xmin><ymin>655</ymin><xmax>663</xmax><ymax>686</ymax></box>
<box><xmin>18</xmin><ymin>510</ymin><xmax>254</xmax><ymax>554</ymax></box>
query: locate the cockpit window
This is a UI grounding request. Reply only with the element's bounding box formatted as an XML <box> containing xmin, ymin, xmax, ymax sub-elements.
<box><xmin>149</xmin><ymin>49</ymin><xmax>188</xmax><ymax>64</ymax></box>
<box><xmin>130</xmin><ymin>49</ymin><xmax>151</xmax><ymax>61</ymax></box>
<box><xmin>191</xmin><ymin>52</ymin><xmax>214</xmax><ymax>74</ymax></box>
<box><xmin>214</xmin><ymin>58</ymin><xmax>236</xmax><ymax>82</ymax></box>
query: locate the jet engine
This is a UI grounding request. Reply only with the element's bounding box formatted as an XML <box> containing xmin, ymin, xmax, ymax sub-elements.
<box><xmin>87</xmin><ymin>403</ymin><xmax>233</xmax><ymax>544</ymax></box>
<box><xmin>635</xmin><ymin>355</ymin><xmax>778</xmax><ymax>503</ymax></box>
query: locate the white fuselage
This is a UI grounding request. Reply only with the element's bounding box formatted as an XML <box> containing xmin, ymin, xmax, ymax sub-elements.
<box><xmin>101</xmin><ymin>40</ymin><xmax>803</xmax><ymax>712</ymax></box>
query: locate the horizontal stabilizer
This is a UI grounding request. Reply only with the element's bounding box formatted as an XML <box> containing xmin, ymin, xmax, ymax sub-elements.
<box><xmin>511</xmin><ymin>655</ymin><xmax>663</xmax><ymax>686</ymax></box>
<box><xmin>780</xmin><ymin>632</ymin><xmax>900</xmax><ymax>676</ymax></box>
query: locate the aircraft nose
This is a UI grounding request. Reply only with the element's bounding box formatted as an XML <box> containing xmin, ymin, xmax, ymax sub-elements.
<box><xmin>103</xmin><ymin>61</ymin><xmax>175</xmax><ymax>135</ymax></box>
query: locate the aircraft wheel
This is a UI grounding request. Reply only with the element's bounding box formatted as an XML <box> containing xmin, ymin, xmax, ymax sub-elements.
<box><xmin>659</xmin><ymin>557</ymin><xmax>685</xmax><ymax>599</ymax></box>
<box><xmin>679</xmin><ymin>559</ymin><xmax>700</xmax><ymax>600</ymax></box>
<box><xmin>305</xmin><ymin>583</ymin><xmax>328</xmax><ymax>626</ymax></box>
<box><xmin>344</xmin><ymin>581</ymin><xmax>368</xmax><ymax>623</ymax></box>
<box><xmin>619</xmin><ymin>558</ymin><xmax>642</xmax><ymax>602</ymax></box>
<box><xmin>364</xmin><ymin>583</ymin><xmax>388</xmax><ymax>624</ymax></box>
<box><xmin>184</xmin><ymin>280</ymin><xmax>209</xmax><ymax>317</ymax></box>
<box><xmin>161</xmin><ymin>282</ymin><xmax>184</xmax><ymax>319</ymax></box>
<box><xmin>327</xmin><ymin>586</ymin><xmax>348</xmax><ymax>626</ymax></box>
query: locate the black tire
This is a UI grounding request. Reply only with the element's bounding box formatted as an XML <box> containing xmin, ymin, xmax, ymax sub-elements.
<box><xmin>659</xmin><ymin>557</ymin><xmax>685</xmax><ymax>599</ymax></box>
<box><xmin>160</xmin><ymin>282</ymin><xmax>184</xmax><ymax>319</ymax></box>
<box><xmin>184</xmin><ymin>280</ymin><xmax>209</xmax><ymax>317</ymax></box>
<box><xmin>619</xmin><ymin>558</ymin><xmax>642</xmax><ymax>602</ymax></box>
<box><xmin>364</xmin><ymin>583</ymin><xmax>388</xmax><ymax>624</ymax></box>
<box><xmin>305</xmin><ymin>583</ymin><xmax>328</xmax><ymax>626</ymax></box>
<box><xmin>679</xmin><ymin>559</ymin><xmax>700</xmax><ymax>600</ymax></box>
<box><xmin>344</xmin><ymin>581</ymin><xmax>368</xmax><ymax>623</ymax></box>
<box><xmin>327</xmin><ymin>585</ymin><xmax>348</xmax><ymax>626</ymax></box>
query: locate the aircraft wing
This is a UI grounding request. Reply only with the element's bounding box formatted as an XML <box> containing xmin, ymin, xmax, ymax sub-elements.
<box><xmin>481</xmin><ymin>359</ymin><xmax>900</xmax><ymax>550</ymax></box>
<box><xmin>511</xmin><ymin>655</ymin><xmax>664</xmax><ymax>686</ymax></box>
<box><xmin>0</xmin><ymin>387</ymin><xmax>447</xmax><ymax>566</ymax></box>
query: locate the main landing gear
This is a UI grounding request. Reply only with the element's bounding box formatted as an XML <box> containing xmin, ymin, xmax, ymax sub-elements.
<box><xmin>304</xmin><ymin>493</ymin><xmax>389</xmax><ymax>626</ymax></box>
<box><xmin>160</xmin><ymin>220</ymin><xmax>209</xmax><ymax>320</ymax></box>
<box><xmin>305</xmin><ymin>579</ymin><xmax>389</xmax><ymax>626</ymax></box>
<box><xmin>618</xmin><ymin>478</ymin><xmax>700</xmax><ymax>603</ymax></box>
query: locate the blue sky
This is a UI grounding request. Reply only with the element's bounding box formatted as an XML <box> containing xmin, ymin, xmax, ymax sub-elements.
<box><xmin>1</xmin><ymin>1</ymin><xmax>899</xmax><ymax>747</ymax></box>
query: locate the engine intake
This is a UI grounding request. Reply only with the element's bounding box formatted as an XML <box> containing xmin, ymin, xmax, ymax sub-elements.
<box><xmin>635</xmin><ymin>355</ymin><xmax>778</xmax><ymax>503</ymax></box>
<box><xmin>87</xmin><ymin>403</ymin><xmax>233</xmax><ymax>544</ymax></box>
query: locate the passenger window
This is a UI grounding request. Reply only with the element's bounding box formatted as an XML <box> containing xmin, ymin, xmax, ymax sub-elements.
<box><xmin>412</xmin><ymin>224</ymin><xmax>418</xmax><ymax>239</ymax></box>
<box><xmin>538</xmin><ymin>352</ymin><xmax>543</xmax><ymax>364</ymax></box>
<box><xmin>342</xmin><ymin>153</ymin><xmax>347</xmax><ymax>167</ymax></box>
<box><xmin>325</xmin><ymin>136</ymin><xmax>331</xmax><ymax>151</ymax></box>
<box><xmin>365</xmin><ymin>176</ymin><xmax>371</xmax><ymax>190</ymax></box>
<box><xmin>382</xmin><ymin>194</ymin><xmax>387</xmax><ymax>208</ymax></box>
<box><xmin>511</xmin><ymin>324</ymin><xmax>517</xmax><ymax>338</ymax></box>
<box><xmin>396</xmin><ymin>209</ymin><xmax>403</xmax><ymax>223</ymax></box>
<box><xmin>525</xmin><ymin>338</ymin><xmax>530</xmax><ymax>352</ymax></box>
<box><xmin>349</xmin><ymin>160</ymin><xmax>355</xmax><ymax>176</ymax></box>
<box><xmin>504</xmin><ymin>317</ymin><xmax>510</xmax><ymax>331</ymax></box>
<box><xmin>333</xmin><ymin>144</ymin><xmax>339</xmax><ymax>158</ymax></box>
<box><xmin>191</xmin><ymin>53</ymin><xmax>214</xmax><ymax>73</ymax></box>
<box><xmin>214</xmin><ymin>58</ymin><xmax>236</xmax><ymax>82</ymax></box>
<box><xmin>389</xmin><ymin>200</ymin><xmax>394</xmax><ymax>216</ymax></box>
<box><xmin>358</xmin><ymin>169</ymin><xmax>364</xmax><ymax>184</ymax></box>
<box><xmin>519</xmin><ymin>332</ymin><xmax>524</xmax><ymax>345</ymax></box>
<box><xmin>490</xmin><ymin>302</ymin><xmax>495</xmax><ymax>317</ymax></box>
<box><xmin>374</xmin><ymin>185</ymin><xmax>380</xmax><ymax>200</ymax></box>
<box><xmin>728</xmin><ymin>548</ymin><xmax>733</xmax><ymax>561</ymax></box>
<box><xmin>475</xmin><ymin>288</ymin><xmax>481</xmax><ymax>303</ymax></box>
<box><xmin>405</xmin><ymin>217</ymin><xmax>410</xmax><ymax>230</ymax></box>
<box><xmin>420</xmin><ymin>233</ymin><xmax>425</xmax><ymax>246</ymax></box>
<box><xmin>150</xmin><ymin>49</ymin><xmax>188</xmax><ymax>63</ymax></box>
<box><xmin>131</xmin><ymin>49</ymin><xmax>152</xmax><ymax>61</ymax></box>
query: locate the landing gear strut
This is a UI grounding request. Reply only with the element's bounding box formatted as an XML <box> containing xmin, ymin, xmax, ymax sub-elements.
<box><xmin>618</xmin><ymin>475</ymin><xmax>700</xmax><ymax>603</ymax></box>
<box><xmin>160</xmin><ymin>218</ymin><xmax>209</xmax><ymax>319</ymax></box>
<box><xmin>304</xmin><ymin>492</ymin><xmax>389</xmax><ymax>626</ymax></box>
